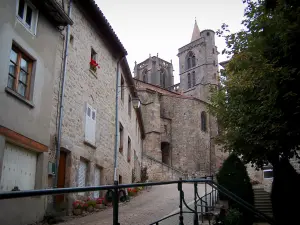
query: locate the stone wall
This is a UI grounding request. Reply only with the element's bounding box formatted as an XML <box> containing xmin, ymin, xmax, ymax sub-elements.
<box><xmin>49</xmin><ymin>2</ymin><xmax>143</xmax><ymax>213</ymax></box>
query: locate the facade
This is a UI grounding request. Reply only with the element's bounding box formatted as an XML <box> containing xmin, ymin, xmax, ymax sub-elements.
<box><xmin>134</xmin><ymin>55</ymin><xmax>174</xmax><ymax>89</ymax></box>
<box><xmin>0</xmin><ymin>0</ymin><xmax>72</xmax><ymax>224</ymax></box>
<box><xmin>48</xmin><ymin>0</ymin><xmax>144</xmax><ymax>214</ymax></box>
<box><xmin>134</xmin><ymin>21</ymin><xmax>221</xmax><ymax>180</ymax></box>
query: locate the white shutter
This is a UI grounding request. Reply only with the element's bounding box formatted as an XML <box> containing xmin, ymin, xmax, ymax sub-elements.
<box><xmin>85</xmin><ymin>103</ymin><xmax>96</xmax><ymax>145</ymax></box>
<box><xmin>0</xmin><ymin>143</ymin><xmax>37</xmax><ymax>191</ymax></box>
<box><xmin>78</xmin><ymin>159</ymin><xmax>87</xmax><ymax>195</ymax></box>
<box><xmin>94</xmin><ymin>167</ymin><xmax>101</xmax><ymax>198</ymax></box>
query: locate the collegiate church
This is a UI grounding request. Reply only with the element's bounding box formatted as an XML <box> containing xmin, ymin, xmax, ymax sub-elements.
<box><xmin>134</xmin><ymin>21</ymin><xmax>224</xmax><ymax>180</ymax></box>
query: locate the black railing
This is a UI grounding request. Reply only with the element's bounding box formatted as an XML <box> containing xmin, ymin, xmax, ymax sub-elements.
<box><xmin>0</xmin><ymin>176</ymin><xmax>275</xmax><ymax>225</ymax></box>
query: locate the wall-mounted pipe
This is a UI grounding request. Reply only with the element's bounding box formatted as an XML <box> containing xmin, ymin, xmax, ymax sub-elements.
<box><xmin>54</xmin><ymin>0</ymin><xmax>73</xmax><ymax>189</ymax></box>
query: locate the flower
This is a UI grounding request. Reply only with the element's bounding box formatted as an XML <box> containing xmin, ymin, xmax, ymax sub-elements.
<box><xmin>73</xmin><ymin>200</ymin><xmax>84</xmax><ymax>209</ymax></box>
<box><xmin>96</xmin><ymin>197</ymin><xmax>104</xmax><ymax>204</ymax></box>
<box><xmin>90</xmin><ymin>59</ymin><xmax>100</xmax><ymax>69</ymax></box>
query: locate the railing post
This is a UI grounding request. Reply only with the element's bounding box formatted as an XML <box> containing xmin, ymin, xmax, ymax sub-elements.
<box><xmin>193</xmin><ymin>182</ymin><xmax>199</xmax><ymax>225</ymax></box>
<box><xmin>205</xmin><ymin>176</ymin><xmax>208</xmax><ymax>213</ymax></box>
<box><xmin>113</xmin><ymin>180</ymin><xmax>120</xmax><ymax>225</ymax></box>
<box><xmin>178</xmin><ymin>178</ymin><xmax>184</xmax><ymax>225</ymax></box>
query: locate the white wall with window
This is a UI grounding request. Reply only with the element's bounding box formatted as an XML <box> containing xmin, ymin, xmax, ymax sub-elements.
<box><xmin>16</xmin><ymin>0</ymin><xmax>39</xmax><ymax>35</ymax></box>
<box><xmin>85</xmin><ymin>103</ymin><xmax>96</xmax><ymax>146</ymax></box>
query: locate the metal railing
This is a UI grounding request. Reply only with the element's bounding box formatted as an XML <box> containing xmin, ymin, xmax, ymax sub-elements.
<box><xmin>0</xmin><ymin>176</ymin><xmax>275</xmax><ymax>225</ymax></box>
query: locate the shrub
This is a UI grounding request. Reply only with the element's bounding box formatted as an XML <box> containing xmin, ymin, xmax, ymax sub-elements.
<box><xmin>216</xmin><ymin>154</ymin><xmax>254</xmax><ymax>225</ymax></box>
<box><xmin>271</xmin><ymin>158</ymin><xmax>300</xmax><ymax>225</ymax></box>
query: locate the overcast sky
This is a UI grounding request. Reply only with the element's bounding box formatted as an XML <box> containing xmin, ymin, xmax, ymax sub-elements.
<box><xmin>95</xmin><ymin>0</ymin><xmax>245</xmax><ymax>83</ymax></box>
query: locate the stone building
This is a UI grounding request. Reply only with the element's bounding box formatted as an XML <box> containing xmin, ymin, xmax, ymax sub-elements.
<box><xmin>134</xmin><ymin>21</ymin><xmax>221</xmax><ymax>180</ymax></box>
<box><xmin>48</xmin><ymin>0</ymin><xmax>144</xmax><ymax>213</ymax></box>
<box><xmin>0</xmin><ymin>1</ymin><xmax>72</xmax><ymax>224</ymax></box>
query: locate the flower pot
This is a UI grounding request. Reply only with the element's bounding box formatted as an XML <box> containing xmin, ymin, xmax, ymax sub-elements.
<box><xmin>86</xmin><ymin>205</ymin><xmax>94</xmax><ymax>212</ymax></box>
<box><xmin>95</xmin><ymin>203</ymin><xmax>105</xmax><ymax>209</ymax></box>
<box><xmin>73</xmin><ymin>208</ymin><xmax>82</xmax><ymax>216</ymax></box>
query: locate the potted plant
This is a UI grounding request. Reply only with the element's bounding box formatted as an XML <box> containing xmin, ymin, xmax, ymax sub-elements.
<box><xmin>95</xmin><ymin>197</ymin><xmax>105</xmax><ymax>209</ymax></box>
<box><xmin>72</xmin><ymin>200</ymin><xmax>84</xmax><ymax>216</ymax></box>
<box><xmin>90</xmin><ymin>59</ymin><xmax>100</xmax><ymax>73</ymax></box>
<box><xmin>86</xmin><ymin>199</ymin><xmax>96</xmax><ymax>212</ymax></box>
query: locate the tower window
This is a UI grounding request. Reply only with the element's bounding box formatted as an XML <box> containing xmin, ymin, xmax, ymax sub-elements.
<box><xmin>207</xmin><ymin>32</ymin><xmax>210</xmax><ymax>36</ymax></box>
<box><xmin>201</xmin><ymin>111</ymin><xmax>207</xmax><ymax>132</ymax></box>
<box><xmin>187</xmin><ymin>73</ymin><xmax>191</xmax><ymax>89</ymax></box>
<box><xmin>160</xmin><ymin>69</ymin><xmax>166</xmax><ymax>88</ymax></box>
<box><xmin>143</xmin><ymin>69</ymin><xmax>148</xmax><ymax>83</ymax></box>
<box><xmin>192</xmin><ymin>71</ymin><xmax>196</xmax><ymax>86</ymax></box>
<box><xmin>186</xmin><ymin>51</ymin><xmax>196</xmax><ymax>70</ymax></box>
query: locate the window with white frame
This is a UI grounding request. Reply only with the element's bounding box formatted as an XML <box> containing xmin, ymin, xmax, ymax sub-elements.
<box><xmin>85</xmin><ymin>103</ymin><xmax>96</xmax><ymax>145</ymax></box>
<box><xmin>16</xmin><ymin>0</ymin><xmax>38</xmax><ymax>34</ymax></box>
<box><xmin>77</xmin><ymin>158</ymin><xmax>88</xmax><ymax>195</ymax></box>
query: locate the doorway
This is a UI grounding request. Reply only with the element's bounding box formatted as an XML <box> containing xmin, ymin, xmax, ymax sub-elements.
<box><xmin>56</xmin><ymin>151</ymin><xmax>66</xmax><ymax>203</ymax></box>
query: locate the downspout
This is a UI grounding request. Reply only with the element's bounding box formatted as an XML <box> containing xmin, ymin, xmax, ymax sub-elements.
<box><xmin>54</xmin><ymin>0</ymin><xmax>72</xmax><ymax>188</ymax></box>
<box><xmin>113</xmin><ymin>56</ymin><xmax>125</xmax><ymax>184</ymax></box>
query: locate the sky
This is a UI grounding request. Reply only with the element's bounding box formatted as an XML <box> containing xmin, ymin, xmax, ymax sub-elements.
<box><xmin>95</xmin><ymin>0</ymin><xmax>245</xmax><ymax>83</ymax></box>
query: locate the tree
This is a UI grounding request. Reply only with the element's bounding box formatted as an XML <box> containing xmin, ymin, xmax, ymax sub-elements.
<box><xmin>217</xmin><ymin>154</ymin><xmax>254</xmax><ymax>225</ymax></box>
<box><xmin>211</xmin><ymin>0</ymin><xmax>300</xmax><ymax>168</ymax></box>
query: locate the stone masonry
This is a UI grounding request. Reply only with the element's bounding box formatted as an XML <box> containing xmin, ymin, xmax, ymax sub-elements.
<box><xmin>49</xmin><ymin>1</ymin><xmax>143</xmax><ymax>213</ymax></box>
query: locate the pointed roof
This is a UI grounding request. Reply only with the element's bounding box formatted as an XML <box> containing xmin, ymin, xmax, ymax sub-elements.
<box><xmin>191</xmin><ymin>19</ymin><xmax>201</xmax><ymax>42</ymax></box>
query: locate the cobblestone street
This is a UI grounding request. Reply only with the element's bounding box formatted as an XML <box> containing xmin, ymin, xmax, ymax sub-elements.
<box><xmin>60</xmin><ymin>183</ymin><xmax>211</xmax><ymax>225</ymax></box>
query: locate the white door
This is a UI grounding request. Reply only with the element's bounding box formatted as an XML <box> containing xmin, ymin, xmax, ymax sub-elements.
<box><xmin>78</xmin><ymin>159</ymin><xmax>87</xmax><ymax>195</ymax></box>
<box><xmin>0</xmin><ymin>143</ymin><xmax>37</xmax><ymax>191</ymax></box>
<box><xmin>94</xmin><ymin>167</ymin><xmax>101</xmax><ymax>198</ymax></box>
<box><xmin>85</xmin><ymin>103</ymin><xmax>96</xmax><ymax>145</ymax></box>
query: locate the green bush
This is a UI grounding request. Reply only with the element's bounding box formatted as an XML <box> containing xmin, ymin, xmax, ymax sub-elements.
<box><xmin>216</xmin><ymin>154</ymin><xmax>254</xmax><ymax>225</ymax></box>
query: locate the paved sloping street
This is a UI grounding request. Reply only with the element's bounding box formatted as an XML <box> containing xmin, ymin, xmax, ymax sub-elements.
<box><xmin>60</xmin><ymin>183</ymin><xmax>211</xmax><ymax>225</ymax></box>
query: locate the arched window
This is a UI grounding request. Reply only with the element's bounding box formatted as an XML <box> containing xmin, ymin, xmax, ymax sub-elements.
<box><xmin>186</xmin><ymin>51</ymin><xmax>196</xmax><ymax>70</ymax></box>
<box><xmin>187</xmin><ymin>73</ymin><xmax>191</xmax><ymax>89</ymax></box>
<box><xmin>143</xmin><ymin>69</ymin><xmax>148</xmax><ymax>83</ymax></box>
<box><xmin>160</xmin><ymin>69</ymin><xmax>166</xmax><ymax>88</ymax></box>
<box><xmin>192</xmin><ymin>71</ymin><xmax>196</xmax><ymax>86</ymax></box>
<box><xmin>201</xmin><ymin>111</ymin><xmax>207</xmax><ymax>132</ymax></box>
<box><xmin>192</xmin><ymin>55</ymin><xmax>196</xmax><ymax>67</ymax></box>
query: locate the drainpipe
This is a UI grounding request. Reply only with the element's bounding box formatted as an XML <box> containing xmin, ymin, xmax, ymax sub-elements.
<box><xmin>54</xmin><ymin>0</ymin><xmax>72</xmax><ymax>189</ymax></box>
<box><xmin>113</xmin><ymin>56</ymin><xmax>125</xmax><ymax>184</ymax></box>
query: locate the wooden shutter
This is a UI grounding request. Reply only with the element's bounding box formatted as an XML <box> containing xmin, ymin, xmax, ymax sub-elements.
<box><xmin>94</xmin><ymin>167</ymin><xmax>101</xmax><ymax>198</ymax></box>
<box><xmin>85</xmin><ymin>103</ymin><xmax>96</xmax><ymax>145</ymax></box>
<box><xmin>0</xmin><ymin>143</ymin><xmax>37</xmax><ymax>191</ymax></box>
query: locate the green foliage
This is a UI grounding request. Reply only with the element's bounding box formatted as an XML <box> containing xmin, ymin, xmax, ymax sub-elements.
<box><xmin>217</xmin><ymin>154</ymin><xmax>254</xmax><ymax>225</ymax></box>
<box><xmin>211</xmin><ymin>0</ymin><xmax>300</xmax><ymax>168</ymax></box>
<box><xmin>224</xmin><ymin>208</ymin><xmax>242</xmax><ymax>225</ymax></box>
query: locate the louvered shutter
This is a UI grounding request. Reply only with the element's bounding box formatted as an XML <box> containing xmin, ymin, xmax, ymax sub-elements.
<box><xmin>85</xmin><ymin>103</ymin><xmax>96</xmax><ymax>145</ymax></box>
<box><xmin>94</xmin><ymin>167</ymin><xmax>101</xmax><ymax>198</ymax></box>
<box><xmin>78</xmin><ymin>159</ymin><xmax>87</xmax><ymax>195</ymax></box>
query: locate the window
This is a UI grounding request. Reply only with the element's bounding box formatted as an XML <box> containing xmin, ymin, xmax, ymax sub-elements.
<box><xmin>85</xmin><ymin>103</ymin><xmax>96</xmax><ymax>145</ymax></box>
<box><xmin>128</xmin><ymin>95</ymin><xmax>132</xmax><ymax>117</ymax></box>
<box><xmin>119</xmin><ymin>123</ymin><xmax>124</xmax><ymax>153</ymax></box>
<box><xmin>160</xmin><ymin>70</ymin><xmax>166</xmax><ymax>88</ymax></box>
<box><xmin>16</xmin><ymin>0</ymin><xmax>38</xmax><ymax>34</ymax></box>
<box><xmin>90</xmin><ymin>48</ymin><xmax>98</xmax><ymax>72</ymax></box>
<box><xmin>187</xmin><ymin>73</ymin><xmax>191</xmax><ymax>89</ymax></box>
<box><xmin>192</xmin><ymin>55</ymin><xmax>196</xmax><ymax>67</ymax></box>
<box><xmin>263</xmin><ymin>165</ymin><xmax>273</xmax><ymax>179</ymax></box>
<box><xmin>77</xmin><ymin>158</ymin><xmax>88</xmax><ymax>195</ymax></box>
<box><xmin>186</xmin><ymin>51</ymin><xmax>196</xmax><ymax>70</ymax></box>
<box><xmin>143</xmin><ymin>69</ymin><xmax>148</xmax><ymax>83</ymax></box>
<box><xmin>192</xmin><ymin>71</ymin><xmax>196</xmax><ymax>87</ymax></box>
<box><xmin>8</xmin><ymin>45</ymin><xmax>34</xmax><ymax>99</ymax></box>
<box><xmin>93</xmin><ymin>166</ymin><xmax>101</xmax><ymax>198</ymax></box>
<box><xmin>121</xmin><ymin>76</ymin><xmax>124</xmax><ymax>102</ymax></box>
<box><xmin>201</xmin><ymin>111</ymin><xmax>207</xmax><ymax>132</ymax></box>
<box><xmin>1</xmin><ymin>143</ymin><xmax>37</xmax><ymax>191</ymax></box>
<box><xmin>207</xmin><ymin>32</ymin><xmax>210</xmax><ymax>36</ymax></box>
<box><xmin>127</xmin><ymin>137</ymin><xmax>131</xmax><ymax>162</ymax></box>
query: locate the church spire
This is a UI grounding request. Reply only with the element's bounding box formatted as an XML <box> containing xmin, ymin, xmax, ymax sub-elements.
<box><xmin>191</xmin><ymin>18</ymin><xmax>201</xmax><ymax>42</ymax></box>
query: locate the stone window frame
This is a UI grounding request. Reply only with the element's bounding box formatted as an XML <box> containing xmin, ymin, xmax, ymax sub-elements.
<box><xmin>192</xmin><ymin>71</ymin><xmax>196</xmax><ymax>87</ymax></box>
<box><xmin>186</xmin><ymin>51</ymin><xmax>196</xmax><ymax>70</ymax></box>
<box><xmin>201</xmin><ymin>111</ymin><xmax>207</xmax><ymax>132</ymax></box>
<box><xmin>187</xmin><ymin>73</ymin><xmax>191</xmax><ymax>89</ymax></box>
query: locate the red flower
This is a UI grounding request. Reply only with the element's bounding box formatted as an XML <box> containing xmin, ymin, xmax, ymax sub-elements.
<box><xmin>90</xmin><ymin>59</ymin><xmax>100</xmax><ymax>69</ymax></box>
